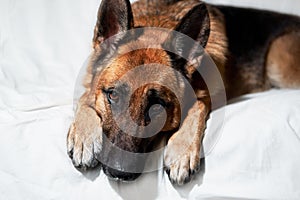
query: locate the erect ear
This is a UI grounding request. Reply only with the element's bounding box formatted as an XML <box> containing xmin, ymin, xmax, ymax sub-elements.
<box><xmin>174</xmin><ymin>3</ymin><xmax>210</xmax><ymax>49</ymax></box>
<box><xmin>93</xmin><ymin>0</ymin><xmax>134</xmax><ymax>49</ymax></box>
<box><xmin>164</xmin><ymin>3</ymin><xmax>210</xmax><ymax>76</ymax></box>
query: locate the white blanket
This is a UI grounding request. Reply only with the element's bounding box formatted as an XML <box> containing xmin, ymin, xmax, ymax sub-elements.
<box><xmin>1</xmin><ymin>0</ymin><xmax>300</xmax><ymax>199</ymax></box>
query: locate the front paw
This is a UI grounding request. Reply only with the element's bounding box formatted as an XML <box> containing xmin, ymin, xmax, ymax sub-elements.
<box><xmin>67</xmin><ymin>106</ymin><xmax>103</xmax><ymax>170</ymax></box>
<box><xmin>164</xmin><ymin>100</ymin><xmax>207</xmax><ymax>185</ymax></box>
<box><xmin>164</xmin><ymin>139</ymin><xmax>201</xmax><ymax>185</ymax></box>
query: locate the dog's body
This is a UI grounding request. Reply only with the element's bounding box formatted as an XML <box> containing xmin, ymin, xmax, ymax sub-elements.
<box><xmin>67</xmin><ymin>0</ymin><xmax>300</xmax><ymax>185</ymax></box>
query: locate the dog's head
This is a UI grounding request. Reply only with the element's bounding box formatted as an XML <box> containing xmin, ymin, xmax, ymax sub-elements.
<box><xmin>88</xmin><ymin>0</ymin><xmax>210</xmax><ymax>181</ymax></box>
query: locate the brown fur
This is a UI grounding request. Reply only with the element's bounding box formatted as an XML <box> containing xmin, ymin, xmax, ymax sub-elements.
<box><xmin>266</xmin><ymin>31</ymin><xmax>300</xmax><ymax>88</ymax></box>
<box><xmin>67</xmin><ymin>0</ymin><xmax>300</xmax><ymax>185</ymax></box>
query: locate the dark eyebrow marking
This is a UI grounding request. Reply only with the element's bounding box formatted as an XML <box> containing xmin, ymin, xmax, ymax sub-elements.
<box><xmin>102</xmin><ymin>82</ymin><xmax>130</xmax><ymax>96</ymax></box>
<box><xmin>115</xmin><ymin>82</ymin><xmax>130</xmax><ymax>93</ymax></box>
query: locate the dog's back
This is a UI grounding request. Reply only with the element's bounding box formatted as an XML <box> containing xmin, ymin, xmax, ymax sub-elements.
<box><xmin>216</xmin><ymin>6</ymin><xmax>300</xmax><ymax>96</ymax></box>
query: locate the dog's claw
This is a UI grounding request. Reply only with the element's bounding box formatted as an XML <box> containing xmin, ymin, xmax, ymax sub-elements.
<box><xmin>67</xmin><ymin>148</ymin><xmax>74</xmax><ymax>160</ymax></box>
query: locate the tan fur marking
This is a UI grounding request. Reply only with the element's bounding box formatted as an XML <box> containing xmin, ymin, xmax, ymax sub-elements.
<box><xmin>98</xmin><ymin>48</ymin><xmax>171</xmax><ymax>87</ymax></box>
<box><xmin>266</xmin><ymin>31</ymin><xmax>300</xmax><ymax>88</ymax></box>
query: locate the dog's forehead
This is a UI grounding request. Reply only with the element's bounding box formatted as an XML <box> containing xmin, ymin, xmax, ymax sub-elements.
<box><xmin>98</xmin><ymin>47</ymin><xmax>173</xmax><ymax>88</ymax></box>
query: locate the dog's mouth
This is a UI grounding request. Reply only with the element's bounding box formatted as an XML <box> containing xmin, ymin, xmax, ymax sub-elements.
<box><xmin>100</xmin><ymin>150</ymin><xmax>147</xmax><ymax>182</ymax></box>
<box><xmin>102</xmin><ymin>165</ymin><xmax>142</xmax><ymax>182</ymax></box>
<box><xmin>99</xmin><ymin>131</ymin><xmax>151</xmax><ymax>182</ymax></box>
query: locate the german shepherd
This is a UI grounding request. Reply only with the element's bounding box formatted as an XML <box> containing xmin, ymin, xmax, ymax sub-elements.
<box><xmin>67</xmin><ymin>0</ymin><xmax>300</xmax><ymax>185</ymax></box>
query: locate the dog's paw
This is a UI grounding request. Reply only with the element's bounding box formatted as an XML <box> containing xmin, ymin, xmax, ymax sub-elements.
<box><xmin>67</xmin><ymin>105</ymin><xmax>103</xmax><ymax>170</ymax></box>
<box><xmin>164</xmin><ymin>139</ymin><xmax>201</xmax><ymax>185</ymax></box>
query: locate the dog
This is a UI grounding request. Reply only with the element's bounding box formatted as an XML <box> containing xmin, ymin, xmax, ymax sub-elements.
<box><xmin>67</xmin><ymin>0</ymin><xmax>300</xmax><ymax>185</ymax></box>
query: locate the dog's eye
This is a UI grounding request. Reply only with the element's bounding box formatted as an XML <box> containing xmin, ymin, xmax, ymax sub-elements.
<box><xmin>106</xmin><ymin>89</ymin><xmax>119</xmax><ymax>103</ymax></box>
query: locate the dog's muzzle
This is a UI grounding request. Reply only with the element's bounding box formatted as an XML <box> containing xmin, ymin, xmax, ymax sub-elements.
<box><xmin>101</xmin><ymin>153</ymin><xmax>146</xmax><ymax>181</ymax></box>
<box><xmin>99</xmin><ymin>135</ymin><xmax>148</xmax><ymax>181</ymax></box>
<box><xmin>102</xmin><ymin>165</ymin><xmax>141</xmax><ymax>181</ymax></box>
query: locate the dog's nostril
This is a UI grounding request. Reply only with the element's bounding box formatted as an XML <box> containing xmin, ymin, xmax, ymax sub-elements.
<box><xmin>104</xmin><ymin>166</ymin><xmax>141</xmax><ymax>181</ymax></box>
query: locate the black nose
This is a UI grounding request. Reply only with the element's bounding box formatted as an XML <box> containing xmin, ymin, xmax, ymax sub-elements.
<box><xmin>103</xmin><ymin>166</ymin><xmax>141</xmax><ymax>181</ymax></box>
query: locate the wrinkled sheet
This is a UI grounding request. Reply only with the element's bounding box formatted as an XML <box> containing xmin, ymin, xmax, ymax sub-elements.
<box><xmin>1</xmin><ymin>0</ymin><xmax>300</xmax><ymax>199</ymax></box>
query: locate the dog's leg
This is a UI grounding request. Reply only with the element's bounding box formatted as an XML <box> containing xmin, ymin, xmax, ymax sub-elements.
<box><xmin>164</xmin><ymin>100</ymin><xmax>208</xmax><ymax>185</ymax></box>
<box><xmin>67</xmin><ymin>93</ymin><xmax>102</xmax><ymax>170</ymax></box>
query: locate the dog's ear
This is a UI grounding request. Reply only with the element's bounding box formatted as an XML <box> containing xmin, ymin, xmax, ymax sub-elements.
<box><xmin>164</xmin><ymin>3</ymin><xmax>210</xmax><ymax>77</ymax></box>
<box><xmin>175</xmin><ymin>3</ymin><xmax>210</xmax><ymax>50</ymax></box>
<box><xmin>93</xmin><ymin>0</ymin><xmax>134</xmax><ymax>49</ymax></box>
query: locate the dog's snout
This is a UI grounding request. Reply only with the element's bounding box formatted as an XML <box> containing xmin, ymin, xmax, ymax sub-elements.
<box><xmin>99</xmin><ymin>138</ymin><xmax>147</xmax><ymax>181</ymax></box>
<box><xmin>103</xmin><ymin>166</ymin><xmax>141</xmax><ymax>181</ymax></box>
